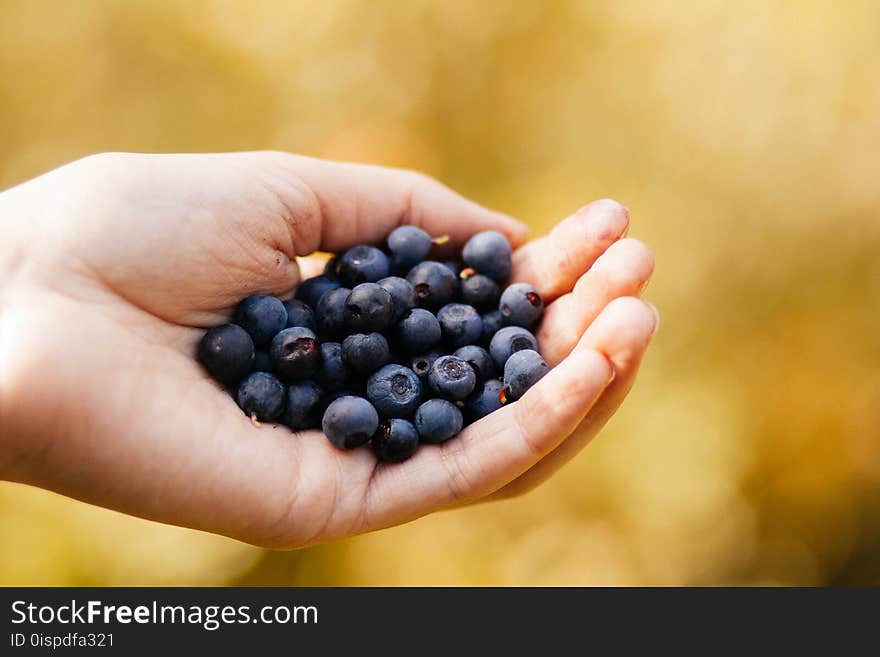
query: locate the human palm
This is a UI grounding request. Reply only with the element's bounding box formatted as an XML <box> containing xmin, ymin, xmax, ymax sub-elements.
<box><xmin>0</xmin><ymin>152</ymin><xmax>656</xmax><ymax>548</ymax></box>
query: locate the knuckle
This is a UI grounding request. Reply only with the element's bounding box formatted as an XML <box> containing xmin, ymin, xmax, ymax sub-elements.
<box><xmin>439</xmin><ymin>438</ymin><xmax>477</xmax><ymax>503</ymax></box>
<box><xmin>407</xmin><ymin>170</ymin><xmax>440</xmax><ymax>189</ymax></box>
<box><xmin>259</xmin><ymin>171</ymin><xmax>323</xmax><ymax>256</ymax></box>
<box><xmin>514</xmin><ymin>391</ymin><xmax>550</xmax><ymax>458</ymax></box>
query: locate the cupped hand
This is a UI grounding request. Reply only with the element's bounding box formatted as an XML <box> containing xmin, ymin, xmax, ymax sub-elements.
<box><xmin>0</xmin><ymin>152</ymin><xmax>656</xmax><ymax>547</ymax></box>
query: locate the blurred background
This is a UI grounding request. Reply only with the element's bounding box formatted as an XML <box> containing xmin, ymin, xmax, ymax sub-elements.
<box><xmin>1</xmin><ymin>0</ymin><xmax>879</xmax><ymax>585</ymax></box>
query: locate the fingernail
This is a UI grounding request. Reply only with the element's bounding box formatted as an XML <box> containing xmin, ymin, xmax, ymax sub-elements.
<box><xmin>606</xmin><ymin>366</ymin><xmax>617</xmax><ymax>386</ymax></box>
<box><xmin>647</xmin><ymin>302</ymin><xmax>660</xmax><ymax>335</ymax></box>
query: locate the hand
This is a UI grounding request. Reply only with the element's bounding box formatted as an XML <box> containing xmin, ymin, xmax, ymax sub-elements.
<box><xmin>0</xmin><ymin>152</ymin><xmax>656</xmax><ymax>548</ymax></box>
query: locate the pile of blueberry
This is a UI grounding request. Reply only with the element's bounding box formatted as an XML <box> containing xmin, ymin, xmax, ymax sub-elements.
<box><xmin>198</xmin><ymin>228</ymin><xmax>549</xmax><ymax>463</ymax></box>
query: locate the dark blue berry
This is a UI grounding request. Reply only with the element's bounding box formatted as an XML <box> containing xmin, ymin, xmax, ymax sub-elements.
<box><xmin>198</xmin><ymin>324</ymin><xmax>255</xmax><ymax>385</ymax></box>
<box><xmin>502</xmin><ymin>349</ymin><xmax>550</xmax><ymax>399</ymax></box>
<box><xmin>323</xmin><ymin>255</ymin><xmax>340</xmax><ymax>279</ymax></box>
<box><xmin>296</xmin><ymin>276</ymin><xmax>340</xmax><ymax>309</ymax></box>
<box><xmin>315</xmin><ymin>287</ymin><xmax>351</xmax><ymax>339</ymax></box>
<box><xmin>427</xmin><ymin>355</ymin><xmax>476</xmax><ymax>400</ymax></box>
<box><xmin>366</xmin><ymin>364</ymin><xmax>423</xmax><ymax>418</ymax></box>
<box><xmin>236</xmin><ymin>372</ymin><xmax>286</xmax><ymax>422</ymax></box>
<box><xmin>460</xmin><ymin>270</ymin><xmax>500</xmax><ymax>311</ymax></box>
<box><xmin>489</xmin><ymin>326</ymin><xmax>538</xmax><ymax>369</ymax></box>
<box><xmin>480</xmin><ymin>309</ymin><xmax>504</xmax><ymax>346</ymax></box>
<box><xmin>283</xmin><ymin>380</ymin><xmax>323</xmax><ymax>430</ymax></box>
<box><xmin>313</xmin><ymin>342</ymin><xmax>350</xmax><ymax>390</ymax></box>
<box><xmin>465</xmin><ymin>378</ymin><xmax>506</xmax><ymax>421</ymax></box>
<box><xmin>437</xmin><ymin>303</ymin><xmax>483</xmax><ymax>348</ymax></box>
<box><xmin>387</xmin><ymin>225</ymin><xmax>433</xmax><ymax>273</ymax></box>
<box><xmin>344</xmin><ymin>282</ymin><xmax>394</xmax><ymax>332</ymax></box>
<box><xmin>408</xmin><ymin>350</ymin><xmax>442</xmax><ymax>381</ymax></box>
<box><xmin>338</xmin><ymin>245</ymin><xmax>390</xmax><ymax>286</ymax></box>
<box><xmin>462</xmin><ymin>231</ymin><xmax>512</xmax><ymax>282</ymax></box>
<box><xmin>393</xmin><ymin>308</ymin><xmax>442</xmax><ymax>354</ymax></box>
<box><xmin>283</xmin><ymin>298</ymin><xmax>316</xmax><ymax>330</ymax></box>
<box><xmin>322</xmin><ymin>396</ymin><xmax>379</xmax><ymax>449</ymax></box>
<box><xmin>372</xmin><ymin>418</ymin><xmax>419</xmax><ymax>462</ymax></box>
<box><xmin>270</xmin><ymin>327</ymin><xmax>321</xmax><ymax>381</ymax></box>
<box><xmin>499</xmin><ymin>282</ymin><xmax>544</xmax><ymax>329</ymax></box>
<box><xmin>253</xmin><ymin>349</ymin><xmax>272</xmax><ymax>372</ymax></box>
<box><xmin>414</xmin><ymin>399</ymin><xmax>463</xmax><ymax>444</ymax></box>
<box><xmin>342</xmin><ymin>332</ymin><xmax>391</xmax><ymax>375</ymax></box>
<box><xmin>406</xmin><ymin>261</ymin><xmax>458</xmax><ymax>310</ymax></box>
<box><xmin>377</xmin><ymin>276</ymin><xmax>417</xmax><ymax>323</ymax></box>
<box><xmin>235</xmin><ymin>295</ymin><xmax>287</xmax><ymax>346</ymax></box>
<box><xmin>453</xmin><ymin>345</ymin><xmax>497</xmax><ymax>382</ymax></box>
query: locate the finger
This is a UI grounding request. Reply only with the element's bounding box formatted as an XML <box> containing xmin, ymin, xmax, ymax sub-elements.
<box><xmin>358</xmin><ymin>330</ymin><xmax>617</xmax><ymax>533</ymax></box>
<box><xmin>489</xmin><ymin>297</ymin><xmax>659</xmax><ymax>500</ymax></box>
<box><xmin>246</xmin><ymin>152</ymin><xmax>529</xmax><ymax>254</ymax></box>
<box><xmin>537</xmin><ymin>238</ymin><xmax>655</xmax><ymax>365</ymax></box>
<box><xmin>509</xmin><ymin>199</ymin><xmax>629</xmax><ymax>301</ymax></box>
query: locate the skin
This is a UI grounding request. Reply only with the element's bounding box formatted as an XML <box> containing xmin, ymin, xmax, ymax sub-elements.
<box><xmin>0</xmin><ymin>151</ymin><xmax>656</xmax><ymax>548</ymax></box>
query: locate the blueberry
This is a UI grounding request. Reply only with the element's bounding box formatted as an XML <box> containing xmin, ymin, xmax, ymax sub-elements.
<box><xmin>387</xmin><ymin>225</ymin><xmax>433</xmax><ymax>272</ymax></box>
<box><xmin>414</xmin><ymin>399</ymin><xmax>463</xmax><ymax>444</ymax></box>
<box><xmin>393</xmin><ymin>308</ymin><xmax>442</xmax><ymax>354</ymax></box>
<box><xmin>489</xmin><ymin>325</ymin><xmax>538</xmax><ymax>369</ymax></box>
<box><xmin>283</xmin><ymin>299</ymin><xmax>316</xmax><ymax>330</ymax></box>
<box><xmin>323</xmin><ymin>255</ymin><xmax>341</xmax><ymax>279</ymax></box>
<box><xmin>462</xmin><ymin>231</ymin><xmax>512</xmax><ymax>282</ymax></box>
<box><xmin>502</xmin><ymin>349</ymin><xmax>550</xmax><ymax>399</ymax></box>
<box><xmin>453</xmin><ymin>345</ymin><xmax>497</xmax><ymax>382</ymax></box>
<box><xmin>460</xmin><ymin>270</ymin><xmax>500</xmax><ymax>311</ymax></box>
<box><xmin>377</xmin><ymin>276</ymin><xmax>417</xmax><ymax>323</ymax></box>
<box><xmin>465</xmin><ymin>378</ymin><xmax>506</xmax><ymax>421</ymax></box>
<box><xmin>236</xmin><ymin>372</ymin><xmax>286</xmax><ymax>423</ymax></box>
<box><xmin>342</xmin><ymin>332</ymin><xmax>391</xmax><ymax>375</ymax></box>
<box><xmin>296</xmin><ymin>275</ymin><xmax>340</xmax><ymax>311</ymax></box>
<box><xmin>235</xmin><ymin>295</ymin><xmax>287</xmax><ymax>346</ymax></box>
<box><xmin>315</xmin><ymin>287</ymin><xmax>351</xmax><ymax>339</ymax></box>
<box><xmin>283</xmin><ymin>380</ymin><xmax>324</xmax><ymax>430</ymax></box>
<box><xmin>480</xmin><ymin>309</ymin><xmax>504</xmax><ymax>346</ymax></box>
<box><xmin>322</xmin><ymin>396</ymin><xmax>379</xmax><ymax>449</ymax></box>
<box><xmin>338</xmin><ymin>245</ymin><xmax>390</xmax><ymax>286</ymax></box>
<box><xmin>253</xmin><ymin>349</ymin><xmax>272</xmax><ymax>372</ymax></box>
<box><xmin>198</xmin><ymin>324</ymin><xmax>255</xmax><ymax>385</ymax></box>
<box><xmin>408</xmin><ymin>350</ymin><xmax>442</xmax><ymax>381</ymax></box>
<box><xmin>437</xmin><ymin>303</ymin><xmax>483</xmax><ymax>348</ymax></box>
<box><xmin>372</xmin><ymin>418</ymin><xmax>419</xmax><ymax>462</ymax></box>
<box><xmin>499</xmin><ymin>282</ymin><xmax>544</xmax><ymax>329</ymax></box>
<box><xmin>270</xmin><ymin>327</ymin><xmax>321</xmax><ymax>381</ymax></box>
<box><xmin>344</xmin><ymin>282</ymin><xmax>394</xmax><ymax>332</ymax></box>
<box><xmin>427</xmin><ymin>355</ymin><xmax>476</xmax><ymax>400</ymax></box>
<box><xmin>366</xmin><ymin>364</ymin><xmax>423</xmax><ymax>418</ymax></box>
<box><xmin>406</xmin><ymin>261</ymin><xmax>458</xmax><ymax>310</ymax></box>
<box><xmin>313</xmin><ymin>342</ymin><xmax>350</xmax><ymax>390</ymax></box>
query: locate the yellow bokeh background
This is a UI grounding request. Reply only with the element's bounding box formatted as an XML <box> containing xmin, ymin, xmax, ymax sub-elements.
<box><xmin>2</xmin><ymin>0</ymin><xmax>879</xmax><ymax>585</ymax></box>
